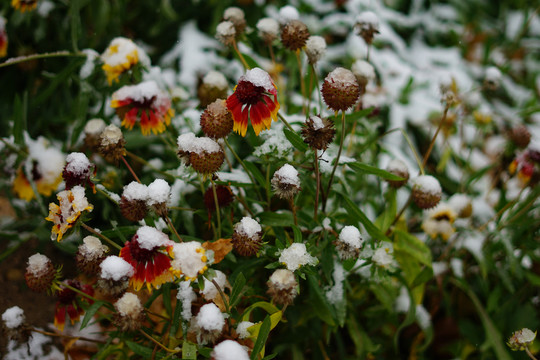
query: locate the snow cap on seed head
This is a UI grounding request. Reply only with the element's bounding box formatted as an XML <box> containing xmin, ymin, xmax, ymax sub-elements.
<box><xmin>257</xmin><ymin>17</ymin><xmax>280</xmax><ymax>44</ymax></box>
<box><xmin>216</xmin><ymin>21</ymin><xmax>236</xmax><ymax>46</ymax></box>
<box><xmin>322</xmin><ymin>67</ymin><xmax>360</xmax><ymax>111</ymax></box>
<box><xmin>305</xmin><ymin>35</ymin><xmax>327</xmax><ymax>64</ymax></box>
<box><xmin>232</xmin><ymin>217</ymin><xmax>263</xmax><ymax>256</ymax></box>
<box><xmin>267</xmin><ymin>269</ymin><xmax>298</xmax><ymax>305</ymax></box>
<box><xmin>335</xmin><ymin>226</ymin><xmax>364</xmax><ymax>260</ymax></box>
<box><xmin>212</xmin><ymin>340</ymin><xmax>250</xmax><ymax>360</ymax></box>
<box><xmin>271</xmin><ymin>164</ymin><xmax>301</xmax><ymax>199</ymax></box>
<box><xmin>412</xmin><ymin>175</ymin><xmax>442</xmax><ymax>209</ymax></box>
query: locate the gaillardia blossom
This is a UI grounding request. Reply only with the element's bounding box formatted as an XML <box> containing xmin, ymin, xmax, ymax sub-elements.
<box><xmin>111</xmin><ymin>81</ymin><xmax>174</xmax><ymax>136</ymax></box>
<box><xmin>101</xmin><ymin>37</ymin><xmax>141</xmax><ymax>84</ymax></box>
<box><xmin>0</xmin><ymin>16</ymin><xmax>7</xmax><ymax>58</ymax></box>
<box><xmin>54</xmin><ymin>280</ymin><xmax>94</xmax><ymax>331</ymax></box>
<box><xmin>11</xmin><ymin>0</ymin><xmax>38</xmax><ymax>12</ymax></box>
<box><xmin>119</xmin><ymin>226</ymin><xmax>174</xmax><ymax>292</ymax></box>
<box><xmin>45</xmin><ymin>186</ymin><xmax>94</xmax><ymax>242</ymax></box>
<box><xmin>226</xmin><ymin>68</ymin><xmax>279</xmax><ymax>136</ymax></box>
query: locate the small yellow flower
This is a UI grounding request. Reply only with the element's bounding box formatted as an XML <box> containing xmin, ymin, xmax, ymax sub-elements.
<box><xmin>11</xmin><ymin>0</ymin><xmax>38</xmax><ymax>12</ymax></box>
<box><xmin>421</xmin><ymin>203</ymin><xmax>457</xmax><ymax>241</ymax></box>
<box><xmin>101</xmin><ymin>37</ymin><xmax>140</xmax><ymax>84</ymax></box>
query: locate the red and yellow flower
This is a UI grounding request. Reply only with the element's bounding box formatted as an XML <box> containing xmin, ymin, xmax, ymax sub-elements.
<box><xmin>226</xmin><ymin>67</ymin><xmax>279</xmax><ymax>136</ymax></box>
<box><xmin>11</xmin><ymin>0</ymin><xmax>38</xmax><ymax>12</ymax></box>
<box><xmin>0</xmin><ymin>17</ymin><xmax>7</xmax><ymax>58</ymax></box>
<box><xmin>111</xmin><ymin>81</ymin><xmax>174</xmax><ymax>136</ymax></box>
<box><xmin>45</xmin><ymin>186</ymin><xmax>94</xmax><ymax>242</ymax></box>
<box><xmin>54</xmin><ymin>280</ymin><xmax>94</xmax><ymax>331</ymax></box>
<box><xmin>119</xmin><ymin>226</ymin><xmax>174</xmax><ymax>292</ymax></box>
<box><xmin>101</xmin><ymin>37</ymin><xmax>140</xmax><ymax>84</ymax></box>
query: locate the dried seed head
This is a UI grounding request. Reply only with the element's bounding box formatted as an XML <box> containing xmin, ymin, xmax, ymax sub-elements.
<box><xmin>267</xmin><ymin>269</ymin><xmax>298</xmax><ymax>305</ymax></box>
<box><xmin>25</xmin><ymin>253</ymin><xmax>57</xmax><ymax>293</ymax></box>
<box><xmin>63</xmin><ymin>152</ymin><xmax>95</xmax><ymax>191</ymax></box>
<box><xmin>351</xmin><ymin>59</ymin><xmax>375</xmax><ymax>89</ymax></box>
<box><xmin>120</xmin><ymin>181</ymin><xmax>149</xmax><ymax>222</ymax></box>
<box><xmin>177</xmin><ymin>133</ymin><xmax>224</xmax><ymax>174</ymax></box>
<box><xmin>84</xmin><ymin>118</ymin><xmax>106</xmax><ymax>151</ymax></box>
<box><xmin>322</xmin><ymin>67</ymin><xmax>360</xmax><ymax>111</ymax></box>
<box><xmin>484</xmin><ymin>67</ymin><xmax>502</xmax><ymax>91</ymax></box>
<box><xmin>271</xmin><ymin>164</ymin><xmax>301</xmax><ymax>199</ymax></box>
<box><xmin>76</xmin><ymin>236</ymin><xmax>108</xmax><ymax>276</ymax></box>
<box><xmin>304</xmin><ymin>35</ymin><xmax>326</xmax><ymax>64</ymax></box>
<box><xmin>216</xmin><ymin>21</ymin><xmax>236</xmax><ymax>46</ymax></box>
<box><xmin>281</xmin><ymin>20</ymin><xmax>310</xmax><ymax>51</ymax></box>
<box><xmin>301</xmin><ymin>115</ymin><xmax>336</xmax><ymax>150</ymax></box>
<box><xmin>223</xmin><ymin>7</ymin><xmax>246</xmax><ymax>36</ymax></box>
<box><xmin>355</xmin><ymin>11</ymin><xmax>380</xmax><ymax>45</ymax></box>
<box><xmin>99</xmin><ymin>124</ymin><xmax>126</xmax><ymax>164</ymax></box>
<box><xmin>508</xmin><ymin>125</ymin><xmax>531</xmax><ymax>149</ymax></box>
<box><xmin>232</xmin><ymin>217</ymin><xmax>263</xmax><ymax>256</ymax></box>
<box><xmin>147</xmin><ymin>178</ymin><xmax>171</xmax><ymax>217</ymax></box>
<box><xmin>98</xmin><ymin>255</ymin><xmax>134</xmax><ymax>297</ymax></box>
<box><xmin>412</xmin><ymin>175</ymin><xmax>442</xmax><ymax>209</ymax></box>
<box><xmin>198</xmin><ymin>71</ymin><xmax>228</xmax><ymax>108</ymax></box>
<box><xmin>190</xmin><ymin>150</ymin><xmax>225</xmax><ymax>175</ymax></box>
<box><xmin>204</xmin><ymin>185</ymin><xmax>234</xmax><ymax>212</ymax></box>
<box><xmin>257</xmin><ymin>17</ymin><xmax>279</xmax><ymax>44</ymax></box>
<box><xmin>200</xmin><ymin>100</ymin><xmax>234</xmax><ymax>139</ymax></box>
<box><xmin>335</xmin><ymin>226</ymin><xmax>364</xmax><ymax>260</ymax></box>
<box><xmin>192</xmin><ymin>303</ymin><xmax>225</xmax><ymax>345</ymax></box>
<box><xmin>113</xmin><ymin>292</ymin><xmax>145</xmax><ymax>332</ymax></box>
<box><xmin>385</xmin><ymin>159</ymin><xmax>409</xmax><ymax>188</ymax></box>
<box><xmin>2</xmin><ymin>306</ymin><xmax>31</xmax><ymax>345</ymax></box>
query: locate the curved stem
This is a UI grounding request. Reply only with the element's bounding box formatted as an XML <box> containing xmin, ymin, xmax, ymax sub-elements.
<box><xmin>314</xmin><ymin>150</ymin><xmax>321</xmax><ymax>222</ymax></box>
<box><xmin>0</xmin><ymin>51</ymin><xmax>86</xmax><ymax>69</ymax></box>
<box><xmin>289</xmin><ymin>197</ymin><xmax>298</xmax><ymax>226</ymax></box>
<box><xmin>385</xmin><ymin>194</ymin><xmax>412</xmax><ymax>236</ymax></box>
<box><xmin>31</xmin><ymin>328</ymin><xmax>107</xmax><ymax>344</ymax></box>
<box><xmin>277</xmin><ymin>112</ymin><xmax>295</xmax><ymax>132</ymax></box>
<box><xmin>296</xmin><ymin>50</ymin><xmax>307</xmax><ymax>115</ymax></box>
<box><xmin>165</xmin><ymin>215</ymin><xmax>183</xmax><ymax>242</ymax></box>
<box><xmin>232</xmin><ymin>39</ymin><xmax>250</xmax><ymax>70</ymax></box>
<box><xmin>421</xmin><ymin>105</ymin><xmax>449</xmax><ymax>172</ymax></box>
<box><xmin>139</xmin><ymin>329</ymin><xmax>179</xmax><ymax>353</ymax></box>
<box><xmin>323</xmin><ymin>111</ymin><xmax>346</xmax><ymax>212</ymax></box>
<box><xmin>121</xmin><ymin>156</ymin><xmax>141</xmax><ymax>183</ymax></box>
<box><xmin>526</xmin><ymin>347</ymin><xmax>539</xmax><ymax>360</ymax></box>
<box><xmin>81</xmin><ymin>223</ymin><xmax>122</xmax><ymax>251</ymax></box>
<box><xmin>126</xmin><ymin>151</ymin><xmax>176</xmax><ymax>181</ymax></box>
<box><xmin>210</xmin><ymin>177</ymin><xmax>222</xmax><ymax>239</ymax></box>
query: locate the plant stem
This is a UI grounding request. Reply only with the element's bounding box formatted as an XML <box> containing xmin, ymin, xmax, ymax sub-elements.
<box><xmin>223</xmin><ymin>138</ymin><xmax>263</xmax><ymax>201</ymax></box>
<box><xmin>232</xmin><ymin>39</ymin><xmax>250</xmax><ymax>70</ymax></box>
<box><xmin>210</xmin><ymin>177</ymin><xmax>222</xmax><ymax>239</ymax></box>
<box><xmin>121</xmin><ymin>155</ymin><xmax>141</xmax><ymax>183</ymax></box>
<box><xmin>165</xmin><ymin>215</ymin><xmax>183</xmax><ymax>242</ymax></box>
<box><xmin>277</xmin><ymin>112</ymin><xmax>296</xmax><ymax>133</ymax></box>
<box><xmin>139</xmin><ymin>329</ymin><xmax>179</xmax><ymax>353</ymax></box>
<box><xmin>421</xmin><ymin>105</ymin><xmax>449</xmax><ymax>171</ymax></box>
<box><xmin>385</xmin><ymin>194</ymin><xmax>412</xmax><ymax>236</ymax></box>
<box><xmin>526</xmin><ymin>347</ymin><xmax>539</xmax><ymax>360</ymax></box>
<box><xmin>0</xmin><ymin>51</ymin><xmax>86</xmax><ymax>69</ymax></box>
<box><xmin>296</xmin><ymin>49</ymin><xmax>307</xmax><ymax>115</ymax></box>
<box><xmin>126</xmin><ymin>151</ymin><xmax>176</xmax><ymax>181</ymax></box>
<box><xmin>289</xmin><ymin>197</ymin><xmax>298</xmax><ymax>225</ymax></box>
<box><xmin>31</xmin><ymin>328</ymin><xmax>107</xmax><ymax>344</ymax></box>
<box><xmin>323</xmin><ymin>111</ymin><xmax>345</xmax><ymax>212</ymax></box>
<box><xmin>314</xmin><ymin>150</ymin><xmax>321</xmax><ymax>222</ymax></box>
<box><xmin>81</xmin><ymin>223</ymin><xmax>122</xmax><ymax>251</ymax></box>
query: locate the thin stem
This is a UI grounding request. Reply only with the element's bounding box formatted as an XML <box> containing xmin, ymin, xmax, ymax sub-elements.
<box><xmin>421</xmin><ymin>105</ymin><xmax>449</xmax><ymax>172</ymax></box>
<box><xmin>139</xmin><ymin>329</ymin><xmax>179</xmax><ymax>353</ymax></box>
<box><xmin>126</xmin><ymin>151</ymin><xmax>175</xmax><ymax>181</ymax></box>
<box><xmin>323</xmin><ymin>111</ymin><xmax>346</xmax><ymax>212</ymax></box>
<box><xmin>267</xmin><ymin>43</ymin><xmax>276</xmax><ymax>64</ymax></box>
<box><xmin>314</xmin><ymin>150</ymin><xmax>321</xmax><ymax>222</ymax></box>
<box><xmin>296</xmin><ymin>50</ymin><xmax>307</xmax><ymax>115</ymax></box>
<box><xmin>121</xmin><ymin>156</ymin><xmax>141</xmax><ymax>183</ymax></box>
<box><xmin>385</xmin><ymin>194</ymin><xmax>412</xmax><ymax>236</ymax></box>
<box><xmin>526</xmin><ymin>347</ymin><xmax>539</xmax><ymax>360</ymax></box>
<box><xmin>277</xmin><ymin>112</ymin><xmax>295</xmax><ymax>132</ymax></box>
<box><xmin>61</xmin><ymin>283</ymin><xmax>103</xmax><ymax>305</ymax></box>
<box><xmin>0</xmin><ymin>51</ymin><xmax>86</xmax><ymax>68</ymax></box>
<box><xmin>224</xmin><ymin>138</ymin><xmax>263</xmax><ymax>201</ymax></box>
<box><xmin>146</xmin><ymin>309</ymin><xmax>170</xmax><ymax>321</ymax></box>
<box><xmin>30</xmin><ymin>328</ymin><xmax>107</xmax><ymax>344</ymax></box>
<box><xmin>266</xmin><ymin>160</ymin><xmax>272</xmax><ymax>210</ymax></box>
<box><xmin>232</xmin><ymin>39</ymin><xmax>250</xmax><ymax>70</ymax></box>
<box><xmin>210</xmin><ymin>178</ymin><xmax>222</xmax><ymax>239</ymax></box>
<box><xmin>289</xmin><ymin>197</ymin><xmax>298</xmax><ymax>226</ymax></box>
<box><xmin>380</xmin><ymin>128</ymin><xmax>424</xmax><ymax>175</ymax></box>
<box><xmin>81</xmin><ymin>223</ymin><xmax>122</xmax><ymax>251</ymax></box>
<box><xmin>165</xmin><ymin>216</ymin><xmax>183</xmax><ymax>242</ymax></box>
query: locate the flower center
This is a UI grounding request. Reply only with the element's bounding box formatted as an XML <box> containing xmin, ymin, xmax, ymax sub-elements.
<box><xmin>129</xmin><ymin>238</ymin><xmax>156</xmax><ymax>263</ymax></box>
<box><xmin>235</xmin><ymin>80</ymin><xmax>264</xmax><ymax>105</ymax></box>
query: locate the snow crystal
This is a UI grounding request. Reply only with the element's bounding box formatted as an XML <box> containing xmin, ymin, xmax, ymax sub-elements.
<box><xmin>338</xmin><ymin>226</ymin><xmax>363</xmax><ymax>249</ymax></box>
<box><xmin>416</xmin><ymin>305</ymin><xmax>431</xmax><ymax>329</ymax></box>
<box><xmin>27</xmin><ymin>253</ymin><xmax>50</xmax><ymax>276</ymax></box>
<box><xmin>79</xmin><ymin>236</ymin><xmax>108</xmax><ymax>260</ymax></box>
<box><xmin>235</xmin><ymin>217</ymin><xmax>262</xmax><ymax>238</ymax></box>
<box><xmin>65</xmin><ymin>152</ymin><xmax>91</xmax><ymax>175</ymax></box>
<box><xmin>147</xmin><ymin>178</ymin><xmax>170</xmax><ymax>206</ymax></box>
<box><xmin>236</xmin><ymin>321</ymin><xmax>254</xmax><ymax>339</ymax></box>
<box><xmin>279</xmin><ymin>243</ymin><xmax>317</xmax><ymax>271</ymax></box>
<box><xmin>100</xmin><ymin>124</ymin><xmax>123</xmax><ymax>146</ymax></box>
<box><xmin>2</xmin><ymin>306</ymin><xmax>24</xmax><ymax>329</ymax></box>
<box><xmin>326</xmin><ymin>261</ymin><xmax>346</xmax><ymax>305</ymax></box>
<box><xmin>123</xmin><ymin>181</ymin><xmax>149</xmax><ymax>201</ymax></box>
<box><xmin>177</xmin><ymin>281</ymin><xmax>197</xmax><ymax>321</ymax></box>
<box><xmin>310</xmin><ymin>115</ymin><xmax>325</xmax><ymax>130</ymax></box>
<box><xmin>352</xmin><ymin>59</ymin><xmax>375</xmax><ymax>80</ymax></box>
<box><xmin>135</xmin><ymin>226</ymin><xmax>170</xmax><ymax>250</ymax></box>
<box><xmin>273</xmin><ymin>164</ymin><xmax>300</xmax><ymax>186</ymax></box>
<box><xmin>100</xmin><ymin>256</ymin><xmax>134</xmax><ymax>281</ymax></box>
<box><xmin>305</xmin><ymin>36</ymin><xmax>327</xmax><ymax>63</ymax></box>
<box><xmin>242</xmin><ymin>68</ymin><xmax>273</xmax><ymax>92</ymax></box>
<box><xmin>80</xmin><ymin>49</ymin><xmax>99</xmax><ymax>79</ymax></box>
<box><xmin>278</xmin><ymin>5</ymin><xmax>300</xmax><ymax>24</ymax></box>
<box><xmin>203</xmin><ymin>71</ymin><xmax>228</xmax><ymax>90</ymax></box>
<box><xmin>84</xmin><ymin>118</ymin><xmax>106</xmax><ymax>135</ymax></box>
<box><xmin>325</xmin><ymin>67</ymin><xmax>357</xmax><ymax>86</ymax></box>
<box><xmin>115</xmin><ymin>292</ymin><xmax>142</xmax><ymax>317</ymax></box>
<box><xmin>201</xmin><ymin>270</ymin><xmax>227</xmax><ymax>301</ymax></box>
<box><xmin>177</xmin><ymin>132</ymin><xmax>221</xmax><ymax>155</ymax></box>
<box><xmin>171</xmin><ymin>242</ymin><xmax>208</xmax><ymax>279</ymax></box>
<box><xmin>257</xmin><ymin>17</ymin><xmax>279</xmax><ymax>38</ymax></box>
<box><xmin>212</xmin><ymin>340</ymin><xmax>250</xmax><ymax>360</ymax></box>
<box><xmin>356</xmin><ymin>11</ymin><xmax>379</xmax><ymax>29</ymax></box>
<box><xmin>196</xmin><ymin>303</ymin><xmax>225</xmax><ymax>331</ymax></box>
<box><xmin>413</xmin><ymin>175</ymin><xmax>441</xmax><ymax>195</ymax></box>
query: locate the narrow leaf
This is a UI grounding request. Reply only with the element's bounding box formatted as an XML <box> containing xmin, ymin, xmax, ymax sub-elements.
<box><xmin>229</xmin><ymin>273</ymin><xmax>247</xmax><ymax>308</ymax></box>
<box><xmin>340</xmin><ymin>194</ymin><xmax>390</xmax><ymax>242</ymax></box>
<box><xmin>251</xmin><ymin>316</ymin><xmax>272</xmax><ymax>360</ymax></box>
<box><xmin>79</xmin><ymin>301</ymin><xmax>105</xmax><ymax>330</ymax></box>
<box><xmin>347</xmin><ymin>162</ymin><xmax>405</xmax><ymax>181</ymax></box>
<box><xmin>283</xmin><ymin>128</ymin><xmax>308</xmax><ymax>152</ymax></box>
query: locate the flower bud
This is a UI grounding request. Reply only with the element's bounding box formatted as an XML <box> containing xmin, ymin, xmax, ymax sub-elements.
<box><xmin>267</xmin><ymin>269</ymin><xmax>298</xmax><ymax>305</ymax></box>
<box><xmin>301</xmin><ymin>115</ymin><xmax>336</xmax><ymax>150</ymax></box>
<box><xmin>76</xmin><ymin>236</ymin><xmax>108</xmax><ymax>276</ymax></box>
<box><xmin>63</xmin><ymin>152</ymin><xmax>95</xmax><ymax>191</ymax></box>
<box><xmin>200</xmin><ymin>100</ymin><xmax>234</xmax><ymax>139</ymax></box>
<box><xmin>355</xmin><ymin>11</ymin><xmax>379</xmax><ymax>45</ymax></box>
<box><xmin>271</xmin><ymin>164</ymin><xmax>301</xmax><ymax>199</ymax></box>
<box><xmin>508</xmin><ymin>328</ymin><xmax>536</xmax><ymax>351</ymax></box>
<box><xmin>232</xmin><ymin>217</ymin><xmax>263</xmax><ymax>256</ymax></box>
<box><xmin>281</xmin><ymin>20</ymin><xmax>310</xmax><ymax>51</ymax></box>
<box><xmin>385</xmin><ymin>159</ymin><xmax>409</xmax><ymax>188</ymax></box>
<box><xmin>412</xmin><ymin>175</ymin><xmax>442</xmax><ymax>209</ymax></box>
<box><xmin>25</xmin><ymin>253</ymin><xmax>57</xmax><ymax>293</ymax></box>
<box><xmin>335</xmin><ymin>226</ymin><xmax>364</xmax><ymax>260</ymax></box>
<box><xmin>322</xmin><ymin>67</ymin><xmax>360</xmax><ymax>111</ymax></box>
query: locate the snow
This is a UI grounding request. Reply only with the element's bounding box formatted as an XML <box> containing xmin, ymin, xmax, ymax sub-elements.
<box><xmin>309</xmin><ymin>115</ymin><xmax>325</xmax><ymax>130</ymax></box>
<box><xmin>26</xmin><ymin>135</ymin><xmax>65</xmax><ymax>189</ymax></box>
<box><xmin>135</xmin><ymin>226</ymin><xmax>170</xmax><ymax>250</ymax></box>
<box><xmin>305</xmin><ymin>36</ymin><xmax>327</xmax><ymax>63</ymax></box>
<box><xmin>352</xmin><ymin>59</ymin><xmax>375</xmax><ymax>80</ymax></box>
<box><xmin>235</xmin><ymin>217</ymin><xmax>262</xmax><ymax>238</ymax></box>
<box><xmin>253</xmin><ymin>125</ymin><xmax>294</xmax><ymax>158</ymax></box>
<box><xmin>112</xmin><ymin>80</ymin><xmax>165</xmax><ymax>103</ymax></box>
<box><xmin>123</xmin><ymin>182</ymin><xmax>149</xmax><ymax>201</ymax></box>
<box><xmin>212</xmin><ymin>340</ymin><xmax>250</xmax><ymax>360</ymax></box>
<box><xmin>201</xmin><ymin>270</ymin><xmax>227</xmax><ymax>301</ymax></box>
<box><xmin>273</xmin><ymin>164</ymin><xmax>300</xmax><ymax>186</ymax></box>
<box><xmin>224</xmin><ymin>7</ymin><xmax>245</xmax><ymax>22</ymax></box>
<box><xmin>356</xmin><ymin>11</ymin><xmax>380</xmax><ymax>29</ymax></box>
<box><xmin>2</xmin><ymin>306</ymin><xmax>24</xmax><ymax>329</ymax></box>
<box><xmin>269</xmin><ymin>269</ymin><xmax>296</xmax><ymax>288</ymax></box>
<box><xmin>65</xmin><ymin>152</ymin><xmax>91</xmax><ymax>175</ymax></box>
<box><xmin>80</xmin><ymin>49</ymin><xmax>99</xmax><ymax>79</ymax></box>
<box><xmin>79</xmin><ymin>236</ymin><xmax>108</xmax><ymax>259</ymax></box>
<box><xmin>242</xmin><ymin>68</ymin><xmax>274</xmax><ymax>92</ymax></box>
<box><xmin>171</xmin><ymin>241</ymin><xmax>208</xmax><ymax>279</ymax></box>
<box><xmin>386</xmin><ymin>159</ymin><xmax>408</xmax><ymax>173</ymax></box>
<box><xmin>100</xmin><ymin>124</ymin><xmax>123</xmax><ymax>146</ymax></box>
<box><xmin>84</xmin><ymin>118</ymin><xmax>106</xmax><ymax>135</ymax></box>
<box><xmin>415</xmin><ymin>305</ymin><xmax>431</xmax><ymax>329</ymax></box>
<box><xmin>257</xmin><ymin>18</ymin><xmax>279</xmax><ymax>38</ymax></box>
<box><xmin>101</xmin><ymin>37</ymin><xmax>138</xmax><ymax>67</ymax></box>
<box><xmin>196</xmin><ymin>303</ymin><xmax>225</xmax><ymax>331</ymax></box>
<box><xmin>236</xmin><ymin>321</ymin><xmax>254</xmax><ymax>339</ymax></box>
<box><xmin>216</xmin><ymin>169</ymin><xmax>251</xmax><ymax>184</ymax></box>
<box><xmin>147</xmin><ymin>178</ymin><xmax>170</xmax><ymax>206</ymax></box>
<box><xmin>325</xmin><ymin>261</ymin><xmax>346</xmax><ymax>305</ymax></box>
<box><xmin>448</xmin><ymin>194</ymin><xmax>471</xmax><ymax>215</ymax></box>
<box><xmin>5</xmin><ymin>331</ymin><xmax>63</xmax><ymax>360</ymax></box>
<box><xmin>413</xmin><ymin>175</ymin><xmax>442</xmax><ymax>195</ymax></box>
<box><xmin>485</xmin><ymin>66</ymin><xmax>502</xmax><ymax>83</ymax></box>
<box><xmin>177</xmin><ymin>132</ymin><xmax>221</xmax><ymax>155</ymax></box>
<box><xmin>279</xmin><ymin>243</ymin><xmax>317</xmax><ymax>271</ymax></box>
<box><xmin>177</xmin><ymin>280</ymin><xmax>197</xmax><ymax>321</ymax></box>
<box><xmin>26</xmin><ymin>253</ymin><xmax>50</xmax><ymax>276</ymax></box>
<box><xmin>202</xmin><ymin>71</ymin><xmax>228</xmax><ymax>90</ymax></box>
<box><xmin>325</xmin><ymin>67</ymin><xmax>357</xmax><ymax>86</ymax></box>
<box><xmin>450</xmin><ymin>258</ymin><xmax>463</xmax><ymax>278</ymax></box>
<box><xmin>96</xmin><ymin>184</ymin><xmax>121</xmax><ymax>203</ymax></box>
<box><xmin>338</xmin><ymin>226</ymin><xmax>363</xmax><ymax>248</ymax></box>
<box><xmin>100</xmin><ymin>256</ymin><xmax>134</xmax><ymax>281</ymax></box>
<box><xmin>372</xmin><ymin>243</ymin><xmax>395</xmax><ymax>269</ymax></box>
<box><xmin>278</xmin><ymin>5</ymin><xmax>300</xmax><ymax>24</ymax></box>
<box><xmin>115</xmin><ymin>292</ymin><xmax>142</xmax><ymax>317</ymax></box>
<box><xmin>216</xmin><ymin>21</ymin><xmax>236</xmax><ymax>40</ymax></box>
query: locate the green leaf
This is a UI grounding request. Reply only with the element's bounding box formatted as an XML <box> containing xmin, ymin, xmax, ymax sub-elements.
<box><xmin>292</xmin><ymin>225</ymin><xmax>303</xmax><ymax>243</ymax></box>
<box><xmin>374</xmin><ymin>188</ymin><xmax>397</xmax><ymax>233</ymax></box>
<box><xmin>126</xmin><ymin>340</ymin><xmax>166</xmax><ymax>359</ymax></box>
<box><xmin>283</xmin><ymin>128</ymin><xmax>308</xmax><ymax>152</ymax></box>
<box><xmin>241</xmin><ymin>301</ymin><xmax>280</xmax><ymax>322</ymax></box>
<box><xmin>244</xmin><ymin>161</ymin><xmax>266</xmax><ymax>188</ymax></box>
<box><xmin>182</xmin><ymin>341</ymin><xmax>197</xmax><ymax>360</ymax></box>
<box><xmin>411</xmin><ymin>266</ymin><xmax>434</xmax><ymax>288</ymax></box>
<box><xmin>229</xmin><ymin>273</ymin><xmax>247</xmax><ymax>308</ymax></box>
<box><xmin>308</xmin><ymin>274</ymin><xmax>336</xmax><ymax>326</ymax></box>
<box><xmin>340</xmin><ymin>194</ymin><xmax>390</xmax><ymax>242</ymax></box>
<box><xmin>13</xmin><ymin>93</ymin><xmax>27</xmax><ymax>146</ymax></box>
<box><xmin>242</xmin><ymin>53</ymin><xmax>261</xmax><ymax>69</ymax></box>
<box><xmin>162</xmin><ymin>283</ymin><xmax>172</xmax><ymax>316</ymax></box>
<box><xmin>347</xmin><ymin>162</ymin><xmax>405</xmax><ymax>181</ymax></box>
<box><xmin>79</xmin><ymin>301</ymin><xmax>105</xmax><ymax>330</ymax></box>
<box><xmin>251</xmin><ymin>316</ymin><xmax>272</xmax><ymax>360</ymax></box>
<box><xmin>169</xmin><ymin>298</ymin><xmax>182</xmax><ymax>339</ymax></box>
<box><xmin>258</xmin><ymin>211</ymin><xmax>294</xmax><ymax>227</ymax></box>
<box><xmin>393</xmin><ymin>230</ymin><xmax>432</xmax><ymax>267</ymax></box>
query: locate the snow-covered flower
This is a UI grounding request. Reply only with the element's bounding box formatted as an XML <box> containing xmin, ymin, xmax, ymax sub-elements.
<box><xmin>322</xmin><ymin>67</ymin><xmax>360</xmax><ymax>111</ymax></box>
<box><xmin>113</xmin><ymin>292</ymin><xmax>145</xmax><ymax>332</ymax></box>
<box><xmin>232</xmin><ymin>217</ymin><xmax>263</xmax><ymax>256</ymax></box>
<box><xmin>212</xmin><ymin>340</ymin><xmax>250</xmax><ymax>360</ymax></box>
<box><xmin>372</xmin><ymin>242</ymin><xmax>397</xmax><ymax>269</ymax></box>
<box><xmin>170</xmin><ymin>241</ymin><xmax>209</xmax><ymax>281</ymax></box>
<box><xmin>76</xmin><ymin>236</ymin><xmax>108</xmax><ymax>276</ymax></box>
<box><xmin>278</xmin><ymin>243</ymin><xmax>317</xmax><ymax>271</ymax></box>
<box><xmin>192</xmin><ymin>303</ymin><xmax>225</xmax><ymax>345</ymax></box>
<box><xmin>335</xmin><ymin>226</ymin><xmax>364</xmax><ymax>260</ymax></box>
<box><xmin>267</xmin><ymin>269</ymin><xmax>298</xmax><ymax>305</ymax></box>
<box><xmin>98</xmin><ymin>255</ymin><xmax>134</xmax><ymax>297</ymax></box>
<box><xmin>62</xmin><ymin>152</ymin><xmax>95</xmax><ymax>192</ymax></box>
<box><xmin>304</xmin><ymin>35</ymin><xmax>326</xmax><ymax>64</ymax></box>
<box><xmin>101</xmin><ymin>37</ymin><xmax>144</xmax><ymax>84</ymax></box>
<box><xmin>421</xmin><ymin>203</ymin><xmax>457</xmax><ymax>241</ymax></box>
<box><xmin>25</xmin><ymin>253</ymin><xmax>58</xmax><ymax>293</ymax></box>
<box><xmin>177</xmin><ymin>132</ymin><xmax>224</xmax><ymax>175</ymax></box>
<box><xmin>2</xmin><ymin>306</ymin><xmax>25</xmax><ymax>329</ymax></box>
<box><xmin>271</xmin><ymin>164</ymin><xmax>301</xmax><ymax>199</ymax></box>
<box><xmin>508</xmin><ymin>328</ymin><xmax>536</xmax><ymax>351</ymax></box>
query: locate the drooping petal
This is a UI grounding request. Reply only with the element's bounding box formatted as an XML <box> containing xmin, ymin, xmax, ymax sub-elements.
<box><xmin>54</xmin><ymin>305</ymin><xmax>67</xmax><ymax>331</ymax></box>
<box><xmin>249</xmin><ymin>103</ymin><xmax>265</xmax><ymax>136</ymax></box>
